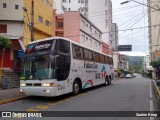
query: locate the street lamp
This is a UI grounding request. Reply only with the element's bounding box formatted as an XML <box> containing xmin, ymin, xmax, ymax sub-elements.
<box><xmin>120</xmin><ymin>0</ymin><xmax>160</xmax><ymax>11</ymax></box>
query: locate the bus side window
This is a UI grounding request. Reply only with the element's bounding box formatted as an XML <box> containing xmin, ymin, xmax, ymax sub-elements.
<box><xmin>93</xmin><ymin>52</ymin><xmax>100</xmax><ymax>62</ymax></box>
<box><xmin>105</xmin><ymin>56</ymin><xmax>109</xmax><ymax>64</ymax></box>
<box><xmin>59</xmin><ymin>39</ymin><xmax>70</xmax><ymax>54</ymax></box>
<box><xmin>72</xmin><ymin>44</ymin><xmax>84</xmax><ymax>59</ymax></box>
<box><xmin>100</xmin><ymin>54</ymin><xmax>105</xmax><ymax>63</ymax></box>
<box><xmin>84</xmin><ymin>49</ymin><xmax>89</xmax><ymax>60</ymax></box>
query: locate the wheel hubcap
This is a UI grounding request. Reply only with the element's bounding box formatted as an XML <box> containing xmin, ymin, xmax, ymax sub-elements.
<box><xmin>74</xmin><ymin>83</ymin><xmax>79</xmax><ymax>93</ymax></box>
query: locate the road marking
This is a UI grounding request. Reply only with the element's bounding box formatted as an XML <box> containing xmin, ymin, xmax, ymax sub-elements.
<box><xmin>150</xmin><ymin>100</ymin><xmax>154</xmax><ymax>120</ymax></box>
<box><xmin>36</xmin><ymin>105</ymin><xmax>48</xmax><ymax>109</ymax></box>
<box><xmin>150</xmin><ymin>81</ymin><xmax>153</xmax><ymax>98</ymax></box>
<box><xmin>26</xmin><ymin>109</ymin><xmax>39</xmax><ymax>112</ymax></box>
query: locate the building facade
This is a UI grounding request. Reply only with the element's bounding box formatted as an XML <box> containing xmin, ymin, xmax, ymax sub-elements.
<box><xmin>55</xmin><ymin>0</ymin><xmax>88</xmax><ymax>17</ymax></box>
<box><xmin>0</xmin><ymin>0</ymin><xmax>55</xmax><ymax>70</ymax></box>
<box><xmin>113</xmin><ymin>52</ymin><xmax>129</xmax><ymax>78</ymax></box>
<box><xmin>102</xmin><ymin>42</ymin><xmax>109</xmax><ymax>54</ymax></box>
<box><xmin>111</xmin><ymin>23</ymin><xmax>118</xmax><ymax>51</ymax></box>
<box><xmin>23</xmin><ymin>0</ymin><xmax>54</xmax><ymax>45</ymax></box>
<box><xmin>55</xmin><ymin>11</ymin><xmax>102</xmax><ymax>51</ymax></box>
<box><xmin>0</xmin><ymin>0</ymin><xmax>25</xmax><ymax>70</ymax></box>
<box><xmin>143</xmin><ymin>55</ymin><xmax>153</xmax><ymax>72</ymax></box>
<box><xmin>148</xmin><ymin>0</ymin><xmax>160</xmax><ymax>61</ymax></box>
<box><xmin>88</xmin><ymin>0</ymin><xmax>112</xmax><ymax>46</ymax></box>
<box><xmin>148</xmin><ymin>0</ymin><xmax>160</xmax><ymax>79</ymax></box>
<box><xmin>55</xmin><ymin>0</ymin><xmax>113</xmax><ymax>46</ymax></box>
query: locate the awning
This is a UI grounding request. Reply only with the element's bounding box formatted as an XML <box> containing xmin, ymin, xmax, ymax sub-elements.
<box><xmin>0</xmin><ymin>34</ymin><xmax>26</xmax><ymax>51</ymax></box>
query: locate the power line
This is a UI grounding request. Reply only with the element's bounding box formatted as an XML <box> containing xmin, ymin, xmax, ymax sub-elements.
<box><xmin>119</xmin><ymin>12</ymin><xmax>147</xmax><ymax>37</ymax></box>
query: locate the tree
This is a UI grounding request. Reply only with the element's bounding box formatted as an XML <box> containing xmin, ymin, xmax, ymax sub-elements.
<box><xmin>150</xmin><ymin>60</ymin><xmax>160</xmax><ymax>69</ymax></box>
<box><xmin>150</xmin><ymin>60</ymin><xmax>160</xmax><ymax>79</ymax></box>
<box><xmin>0</xmin><ymin>36</ymin><xmax>12</xmax><ymax>80</ymax></box>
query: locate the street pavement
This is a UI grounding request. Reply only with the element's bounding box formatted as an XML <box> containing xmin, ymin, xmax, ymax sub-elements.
<box><xmin>0</xmin><ymin>76</ymin><xmax>159</xmax><ymax>120</ymax></box>
<box><xmin>0</xmin><ymin>88</ymin><xmax>26</xmax><ymax>102</ymax></box>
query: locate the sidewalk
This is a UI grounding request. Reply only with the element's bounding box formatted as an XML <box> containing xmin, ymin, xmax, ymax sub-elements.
<box><xmin>0</xmin><ymin>88</ymin><xmax>27</xmax><ymax>105</ymax></box>
<box><xmin>153</xmin><ymin>80</ymin><xmax>160</xmax><ymax>97</ymax></box>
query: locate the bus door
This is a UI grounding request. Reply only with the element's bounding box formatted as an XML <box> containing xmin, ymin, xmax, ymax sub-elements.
<box><xmin>53</xmin><ymin>39</ymin><xmax>71</xmax><ymax>91</ymax></box>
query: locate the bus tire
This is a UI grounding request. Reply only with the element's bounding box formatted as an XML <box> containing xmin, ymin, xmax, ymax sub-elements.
<box><xmin>73</xmin><ymin>80</ymin><xmax>81</xmax><ymax>95</ymax></box>
<box><xmin>108</xmin><ymin>76</ymin><xmax>112</xmax><ymax>85</ymax></box>
<box><xmin>105</xmin><ymin>76</ymin><xmax>109</xmax><ymax>86</ymax></box>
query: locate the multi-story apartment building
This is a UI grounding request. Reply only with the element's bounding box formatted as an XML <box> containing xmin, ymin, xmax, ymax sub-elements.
<box><xmin>111</xmin><ymin>23</ymin><xmax>118</xmax><ymax>51</ymax></box>
<box><xmin>55</xmin><ymin>11</ymin><xmax>102</xmax><ymax>52</ymax></box>
<box><xmin>55</xmin><ymin>0</ymin><xmax>88</xmax><ymax>17</ymax></box>
<box><xmin>23</xmin><ymin>0</ymin><xmax>54</xmax><ymax>45</ymax></box>
<box><xmin>113</xmin><ymin>52</ymin><xmax>129</xmax><ymax>78</ymax></box>
<box><xmin>55</xmin><ymin>0</ymin><xmax>113</xmax><ymax>47</ymax></box>
<box><xmin>102</xmin><ymin>42</ymin><xmax>109</xmax><ymax>55</ymax></box>
<box><xmin>88</xmin><ymin>0</ymin><xmax>112</xmax><ymax>44</ymax></box>
<box><xmin>148</xmin><ymin>0</ymin><xmax>160</xmax><ymax>61</ymax></box>
<box><xmin>148</xmin><ymin>0</ymin><xmax>160</xmax><ymax>78</ymax></box>
<box><xmin>143</xmin><ymin>55</ymin><xmax>153</xmax><ymax>72</ymax></box>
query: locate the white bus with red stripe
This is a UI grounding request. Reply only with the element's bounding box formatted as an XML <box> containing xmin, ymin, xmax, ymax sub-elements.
<box><xmin>20</xmin><ymin>37</ymin><xmax>114</xmax><ymax>96</ymax></box>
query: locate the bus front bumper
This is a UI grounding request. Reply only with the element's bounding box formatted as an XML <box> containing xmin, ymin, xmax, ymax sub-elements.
<box><xmin>20</xmin><ymin>87</ymin><xmax>57</xmax><ymax>97</ymax></box>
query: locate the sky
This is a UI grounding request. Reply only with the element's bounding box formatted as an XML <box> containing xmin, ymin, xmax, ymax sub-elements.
<box><xmin>111</xmin><ymin>0</ymin><xmax>149</xmax><ymax>56</ymax></box>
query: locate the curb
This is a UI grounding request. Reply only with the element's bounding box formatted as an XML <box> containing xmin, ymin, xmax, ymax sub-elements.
<box><xmin>153</xmin><ymin>80</ymin><xmax>160</xmax><ymax>97</ymax></box>
<box><xmin>0</xmin><ymin>96</ymin><xmax>28</xmax><ymax>105</ymax></box>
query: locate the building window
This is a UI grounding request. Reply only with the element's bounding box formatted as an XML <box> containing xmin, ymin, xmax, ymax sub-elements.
<box><xmin>81</xmin><ymin>0</ymin><xmax>84</xmax><ymax>4</ymax></box>
<box><xmin>90</xmin><ymin>39</ymin><xmax>92</xmax><ymax>45</ymax></box>
<box><xmin>3</xmin><ymin>3</ymin><xmax>7</xmax><ymax>8</ymax></box>
<box><xmin>86</xmin><ymin>23</ymin><xmax>88</xmax><ymax>27</ymax></box>
<box><xmin>86</xmin><ymin>37</ymin><xmax>88</xmax><ymax>41</ymax></box>
<box><xmin>62</xmin><ymin>0</ymin><xmax>66</xmax><ymax>3</ymax></box>
<box><xmin>0</xmin><ymin>24</ymin><xmax>7</xmax><ymax>33</ymax></box>
<box><xmin>82</xmin><ymin>20</ymin><xmax>85</xmax><ymax>28</ymax></box>
<box><xmin>38</xmin><ymin>16</ymin><xmax>43</xmax><ymax>23</ymax></box>
<box><xmin>46</xmin><ymin>20</ymin><xmax>50</xmax><ymax>26</ymax></box>
<box><xmin>78</xmin><ymin>0</ymin><xmax>80</xmax><ymax>3</ymax></box>
<box><xmin>57</xmin><ymin>22</ymin><xmax>63</xmax><ymax>28</ymax></box>
<box><xmin>15</xmin><ymin>5</ymin><xmax>19</xmax><ymax>9</ymax></box>
<box><xmin>46</xmin><ymin>0</ymin><xmax>52</xmax><ymax>7</ymax></box>
<box><xmin>90</xmin><ymin>25</ymin><xmax>92</xmax><ymax>32</ymax></box>
<box><xmin>69</xmin><ymin>0</ymin><xmax>71</xmax><ymax>3</ymax></box>
<box><xmin>68</xmin><ymin>8</ymin><xmax>70</xmax><ymax>11</ymax></box>
<box><xmin>82</xmin><ymin>35</ymin><xmax>85</xmax><ymax>42</ymax></box>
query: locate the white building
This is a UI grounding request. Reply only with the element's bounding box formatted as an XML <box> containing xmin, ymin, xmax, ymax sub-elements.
<box><xmin>143</xmin><ymin>55</ymin><xmax>153</xmax><ymax>72</ymax></box>
<box><xmin>111</xmin><ymin>23</ymin><xmax>118</xmax><ymax>50</ymax></box>
<box><xmin>55</xmin><ymin>0</ymin><xmax>88</xmax><ymax>17</ymax></box>
<box><xmin>88</xmin><ymin>0</ymin><xmax>112</xmax><ymax>46</ymax></box>
<box><xmin>0</xmin><ymin>0</ymin><xmax>24</xmax><ymax>36</ymax></box>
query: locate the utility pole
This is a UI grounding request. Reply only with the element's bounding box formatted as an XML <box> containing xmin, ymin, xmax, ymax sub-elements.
<box><xmin>31</xmin><ymin>0</ymin><xmax>34</xmax><ymax>41</ymax></box>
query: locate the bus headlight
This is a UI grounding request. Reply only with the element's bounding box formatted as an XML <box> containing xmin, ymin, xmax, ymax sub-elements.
<box><xmin>42</xmin><ymin>83</ymin><xmax>54</xmax><ymax>87</ymax></box>
<box><xmin>20</xmin><ymin>83</ymin><xmax>26</xmax><ymax>87</ymax></box>
<box><xmin>42</xmin><ymin>83</ymin><xmax>50</xmax><ymax>87</ymax></box>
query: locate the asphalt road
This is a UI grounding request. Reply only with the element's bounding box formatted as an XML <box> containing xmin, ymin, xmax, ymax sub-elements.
<box><xmin>0</xmin><ymin>76</ymin><xmax>158</xmax><ymax>120</ymax></box>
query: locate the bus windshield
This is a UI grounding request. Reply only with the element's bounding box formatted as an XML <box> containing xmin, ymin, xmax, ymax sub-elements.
<box><xmin>23</xmin><ymin>55</ymin><xmax>54</xmax><ymax>80</ymax></box>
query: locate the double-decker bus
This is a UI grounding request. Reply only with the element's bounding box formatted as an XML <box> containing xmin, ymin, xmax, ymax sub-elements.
<box><xmin>20</xmin><ymin>37</ymin><xmax>114</xmax><ymax>97</ymax></box>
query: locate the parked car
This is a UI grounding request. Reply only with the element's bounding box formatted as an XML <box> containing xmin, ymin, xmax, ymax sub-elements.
<box><xmin>125</xmin><ymin>74</ymin><xmax>132</xmax><ymax>79</ymax></box>
<box><xmin>131</xmin><ymin>74</ymin><xmax>136</xmax><ymax>78</ymax></box>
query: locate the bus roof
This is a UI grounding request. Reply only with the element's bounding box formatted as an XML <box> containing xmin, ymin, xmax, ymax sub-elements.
<box><xmin>29</xmin><ymin>37</ymin><xmax>112</xmax><ymax>57</ymax></box>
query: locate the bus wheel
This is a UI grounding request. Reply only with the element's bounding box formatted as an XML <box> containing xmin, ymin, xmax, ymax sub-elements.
<box><xmin>73</xmin><ymin>80</ymin><xmax>81</xmax><ymax>95</ymax></box>
<box><xmin>105</xmin><ymin>77</ymin><xmax>109</xmax><ymax>86</ymax></box>
<box><xmin>108</xmin><ymin>76</ymin><xmax>112</xmax><ymax>85</ymax></box>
